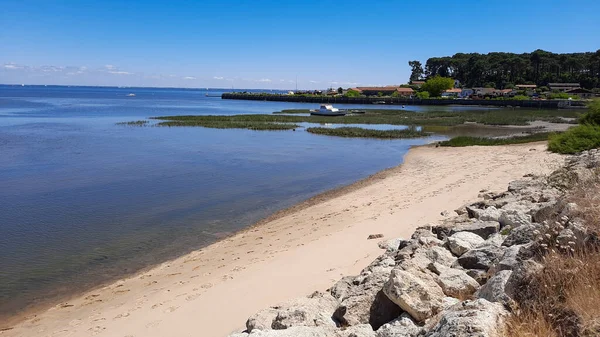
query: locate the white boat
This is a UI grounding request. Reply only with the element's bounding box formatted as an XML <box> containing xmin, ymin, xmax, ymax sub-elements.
<box><xmin>127</xmin><ymin>93</ymin><xmax>136</xmax><ymax>97</ymax></box>
<box><xmin>310</xmin><ymin>104</ymin><xmax>346</xmax><ymax>116</ymax></box>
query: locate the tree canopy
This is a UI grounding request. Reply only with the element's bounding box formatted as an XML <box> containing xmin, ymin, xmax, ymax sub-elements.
<box><xmin>421</xmin><ymin>76</ymin><xmax>454</xmax><ymax>97</ymax></box>
<box><xmin>409</xmin><ymin>49</ymin><xmax>600</xmax><ymax>89</ymax></box>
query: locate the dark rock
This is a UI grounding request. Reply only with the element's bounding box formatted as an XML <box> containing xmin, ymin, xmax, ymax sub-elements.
<box><xmin>457</xmin><ymin>245</ymin><xmax>504</xmax><ymax>270</ymax></box>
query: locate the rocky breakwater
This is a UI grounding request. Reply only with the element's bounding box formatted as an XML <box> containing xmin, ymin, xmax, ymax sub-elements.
<box><xmin>229</xmin><ymin>149</ymin><xmax>600</xmax><ymax>337</ymax></box>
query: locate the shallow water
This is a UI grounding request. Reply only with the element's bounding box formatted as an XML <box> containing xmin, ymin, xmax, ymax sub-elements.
<box><xmin>0</xmin><ymin>85</ymin><xmax>457</xmax><ymax>317</ymax></box>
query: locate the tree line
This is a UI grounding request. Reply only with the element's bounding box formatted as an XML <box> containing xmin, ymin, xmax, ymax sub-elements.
<box><xmin>409</xmin><ymin>49</ymin><xmax>600</xmax><ymax>89</ymax></box>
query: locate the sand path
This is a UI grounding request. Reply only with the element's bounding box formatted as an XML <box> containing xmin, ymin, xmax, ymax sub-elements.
<box><xmin>2</xmin><ymin>143</ymin><xmax>563</xmax><ymax>337</ymax></box>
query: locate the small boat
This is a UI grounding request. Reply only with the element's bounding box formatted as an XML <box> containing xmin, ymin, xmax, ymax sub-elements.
<box><xmin>127</xmin><ymin>93</ymin><xmax>136</xmax><ymax>97</ymax></box>
<box><xmin>373</xmin><ymin>101</ymin><xmax>386</xmax><ymax>105</ymax></box>
<box><xmin>310</xmin><ymin>104</ymin><xmax>346</xmax><ymax>116</ymax></box>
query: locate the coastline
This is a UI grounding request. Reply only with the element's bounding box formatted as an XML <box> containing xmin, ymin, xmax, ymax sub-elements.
<box><xmin>2</xmin><ymin>142</ymin><xmax>564</xmax><ymax>337</ymax></box>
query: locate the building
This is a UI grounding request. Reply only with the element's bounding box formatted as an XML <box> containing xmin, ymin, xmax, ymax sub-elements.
<box><xmin>441</xmin><ymin>88</ymin><xmax>462</xmax><ymax>97</ymax></box>
<box><xmin>548</xmin><ymin>83</ymin><xmax>581</xmax><ymax>92</ymax></box>
<box><xmin>565</xmin><ymin>88</ymin><xmax>594</xmax><ymax>99</ymax></box>
<box><xmin>516</xmin><ymin>84</ymin><xmax>537</xmax><ymax>90</ymax></box>
<box><xmin>354</xmin><ymin>86</ymin><xmax>414</xmax><ymax>96</ymax></box>
<box><xmin>460</xmin><ymin>89</ymin><xmax>474</xmax><ymax>98</ymax></box>
<box><xmin>396</xmin><ymin>87</ymin><xmax>415</xmax><ymax>96</ymax></box>
<box><xmin>411</xmin><ymin>81</ymin><xmax>425</xmax><ymax>87</ymax></box>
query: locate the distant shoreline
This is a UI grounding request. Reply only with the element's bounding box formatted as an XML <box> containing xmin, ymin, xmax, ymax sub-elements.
<box><xmin>222</xmin><ymin>92</ymin><xmax>588</xmax><ymax>109</ymax></box>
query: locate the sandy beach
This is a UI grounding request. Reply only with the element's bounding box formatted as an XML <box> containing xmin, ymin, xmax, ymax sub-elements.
<box><xmin>2</xmin><ymin>143</ymin><xmax>564</xmax><ymax>337</ymax></box>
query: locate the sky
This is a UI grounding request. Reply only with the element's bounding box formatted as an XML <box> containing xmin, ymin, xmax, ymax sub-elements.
<box><xmin>1</xmin><ymin>0</ymin><xmax>599</xmax><ymax>89</ymax></box>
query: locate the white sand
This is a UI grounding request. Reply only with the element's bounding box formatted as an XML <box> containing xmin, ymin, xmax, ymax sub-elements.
<box><xmin>2</xmin><ymin>143</ymin><xmax>563</xmax><ymax>337</ymax></box>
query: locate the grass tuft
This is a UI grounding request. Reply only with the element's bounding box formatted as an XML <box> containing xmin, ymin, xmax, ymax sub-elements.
<box><xmin>439</xmin><ymin>132</ymin><xmax>552</xmax><ymax>147</ymax></box>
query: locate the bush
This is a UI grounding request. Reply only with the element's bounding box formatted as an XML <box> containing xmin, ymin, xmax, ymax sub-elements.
<box><xmin>345</xmin><ymin>90</ymin><xmax>361</xmax><ymax>98</ymax></box>
<box><xmin>579</xmin><ymin>100</ymin><xmax>600</xmax><ymax>125</ymax></box>
<box><xmin>416</xmin><ymin>91</ymin><xmax>430</xmax><ymax>99</ymax></box>
<box><xmin>548</xmin><ymin>125</ymin><xmax>600</xmax><ymax>154</ymax></box>
<box><xmin>421</xmin><ymin>76</ymin><xmax>454</xmax><ymax>97</ymax></box>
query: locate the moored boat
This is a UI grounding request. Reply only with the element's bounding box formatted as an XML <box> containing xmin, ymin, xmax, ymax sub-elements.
<box><xmin>310</xmin><ymin>104</ymin><xmax>346</xmax><ymax>116</ymax></box>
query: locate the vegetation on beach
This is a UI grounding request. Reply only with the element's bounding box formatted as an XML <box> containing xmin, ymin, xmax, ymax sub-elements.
<box><xmin>440</xmin><ymin>132</ymin><xmax>552</xmax><ymax>147</ymax></box>
<box><xmin>116</xmin><ymin>120</ymin><xmax>149</xmax><ymax>126</ymax></box>
<box><xmin>548</xmin><ymin>100</ymin><xmax>600</xmax><ymax>154</ymax></box>
<box><xmin>306</xmin><ymin>126</ymin><xmax>426</xmax><ymax>139</ymax></box>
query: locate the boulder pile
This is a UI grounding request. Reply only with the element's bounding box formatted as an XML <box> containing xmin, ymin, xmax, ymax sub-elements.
<box><xmin>229</xmin><ymin>149</ymin><xmax>600</xmax><ymax>337</ymax></box>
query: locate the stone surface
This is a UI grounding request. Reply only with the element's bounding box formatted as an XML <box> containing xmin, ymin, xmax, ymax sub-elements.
<box><xmin>457</xmin><ymin>245</ymin><xmax>504</xmax><ymax>270</ymax></box>
<box><xmin>428</xmin><ymin>263</ymin><xmax>480</xmax><ymax>299</ymax></box>
<box><xmin>270</xmin><ymin>292</ymin><xmax>338</xmax><ymax>330</ymax></box>
<box><xmin>425</xmin><ymin>299</ymin><xmax>509</xmax><ymax>337</ymax></box>
<box><xmin>375</xmin><ymin>313</ymin><xmax>422</xmax><ymax>337</ymax></box>
<box><xmin>467</xmin><ymin>206</ymin><xmax>502</xmax><ymax>222</ymax></box>
<box><xmin>476</xmin><ymin>270</ymin><xmax>512</xmax><ymax>304</ymax></box>
<box><xmin>383</xmin><ymin>267</ymin><xmax>445</xmax><ymax>322</ymax></box>
<box><xmin>378</xmin><ymin>238</ymin><xmax>403</xmax><ymax>252</ymax></box>
<box><xmin>446</xmin><ymin>232</ymin><xmax>485</xmax><ymax>256</ymax></box>
<box><xmin>502</xmin><ymin>224</ymin><xmax>538</xmax><ymax>247</ymax></box>
<box><xmin>483</xmin><ymin>233</ymin><xmax>505</xmax><ymax>247</ymax></box>
<box><xmin>336</xmin><ymin>324</ymin><xmax>376</xmax><ymax>337</ymax></box>
<box><xmin>244</xmin><ymin>326</ymin><xmax>336</xmax><ymax>336</ymax></box>
<box><xmin>499</xmin><ymin>209</ymin><xmax>532</xmax><ymax>228</ymax></box>
<box><xmin>449</xmin><ymin>221</ymin><xmax>500</xmax><ymax>239</ymax></box>
<box><xmin>331</xmin><ymin>255</ymin><xmax>400</xmax><ymax>329</ymax></box>
<box><xmin>247</xmin><ymin>308</ymin><xmax>279</xmax><ymax>332</ymax></box>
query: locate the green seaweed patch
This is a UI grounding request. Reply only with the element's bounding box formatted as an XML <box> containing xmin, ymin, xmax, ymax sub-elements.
<box><xmin>440</xmin><ymin>132</ymin><xmax>553</xmax><ymax>147</ymax></box>
<box><xmin>116</xmin><ymin>120</ymin><xmax>149</xmax><ymax>126</ymax></box>
<box><xmin>306</xmin><ymin>126</ymin><xmax>427</xmax><ymax>139</ymax></box>
<box><xmin>156</xmin><ymin>120</ymin><xmax>298</xmax><ymax>131</ymax></box>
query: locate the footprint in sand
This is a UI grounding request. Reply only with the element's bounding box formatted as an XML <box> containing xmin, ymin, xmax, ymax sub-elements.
<box><xmin>186</xmin><ymin>293</ymin><xmax>201</xmax><ymax>301</ymax></box>
<box><xmin>151</xmin><ymin>303</ymin><xmax>163</xmax><ymax>309</ymax></box>
<box><xmin>146</xmin><ymin>320</ymin><xmax>161</xmax><ymax>328</ymax></box>
<box><xmin>88</xmin><ymin>325</ymin><xmax>106</xmax><ymax>335</ymax></box>
<box><xmin>200</xmin><ymin>283</ymin><xmax>213</xmax><ymax>289</ymax></box>
<box><xmin>163</xmin><ymin>306</ymin><xmax>179</xmax><ymax>313</ymax></box>
<box><xmin>113</xmin><ymin>289</ymin><xmax>130</xmax><ymax>294</ymax></box>
<box><xmin>69</xmin><ymin>319</ymin><xmax>82</xmax><ymax>326</ymax></box>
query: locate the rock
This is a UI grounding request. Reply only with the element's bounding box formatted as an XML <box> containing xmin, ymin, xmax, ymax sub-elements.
<box><xmin>368</xmin><ymin>234</ymin><xmax>384</xmax><ymax>240</ymax></box>
<box><xmin>425</xmin><ymin>299</ymin><xmax>509</xmax><ymax>337</ymax></box>
<box><xmin>411</xmin><ymin>227</ymin><xmax>437</xmax><ymax>239</ymax></box>
<box><xmin>428</xmin><ymin>263</ymin><xmax>480</xmax><ymax>299</ymax></box>
<box><xmin>449</xmin><ymin>221</ymin><xmax>500</xmax><ymax>239</ymax></box>
<box><xmin>383</xmin><ymin>267</ymin><xmax>445</xmax><ymax>322</ymax></box>
<box><xmin>457</xmin><ymin>245</ymin><xmax>504</xmax><ymax>270</ymax></box>
<box><xmin>496</xmin><ymin>244</ymin><xmax>534</xmax><ymax>271</ymax></box>
<box><xmin>245</xmin><ymin>326</ymin><xmax>335</xmax><ymax>336</ymax></box>
<box><xmin>336</xmin><ymin>324</ymin><xmax>376</xmax><ymax>337</ymax></box>
<box><xmin>410</xmin><ymin>246</ymin><xmax>456</xmax><ymax>269</ymax></box>
<box><xmin>504</xmin><ymin>259</ymin><xmax>544</xmax><ymax>301</ymax></box>
<box><xmin>440</xmin><ymin>296</ymin><xmax>460</xmax><ymax>310</ymax></box>
<box><xmin>466</xmin><ymin>269</ymin><xmax>489</xmax><ymax>285</ymax></box>
<box><xmin>331</xmin><ymin>256</ymin><xmax>400</xmax><ymax>329</ymax></box>
<box><xmin>418</xmin><ymin>236</ymin><xmax>444</xmax><ymax>247</ymax></box>
<box><xmin>377</xmin><ymin>238</ymin><xmax>403</xmax><ymax>252</ymax></box>
<box><xmin>483</xmin><ymin>233</ymin><xmax>505</xmax><ymax>247</ymax></box>
<box><xmin>502</xmin><ymin>224</ymin><xmax>538</xmax><ymax>247</ymax></box>
<box><xmin>467</xmin><ymin>206</ymin><xmax>502</xmax><ymax>222</ymax></box>
<box><xmin>247</xmin><ymin>308</ymin><xmax>279</xmax><ymax>332</ymax></box>
<box><xmin>475</xmin><ymin>270</ymin><xmax>512</xmax><ymax>304</ymax></box>
<box><xmin>376</xmin><ymin>313</ymin><xmax>422</xmax><ymax>337</ymax></box>
<box><xmin>499</xmin><ymin>209</ymin><xmax>532</xmax><ymax>228</ymax></box>
<box><xmin>271</xmin><ymin>292</ymin><xmax>338</xmax><ymax>330</ymax></box>
<box><xmin>440</xmin><ymin>210</ymin><xmax>449</xmax><ymax>217</ymax></box>
<box><xmin>446</xmin><ymin>232</ymin><xmax>485</xmax><ymax>256</ymax></box>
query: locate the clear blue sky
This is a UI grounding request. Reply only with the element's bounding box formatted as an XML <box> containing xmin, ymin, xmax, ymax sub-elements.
<box><xmin>1</xmin><ymin>0</ymin><xmax>599</xmax><ymax>89</ymax></box>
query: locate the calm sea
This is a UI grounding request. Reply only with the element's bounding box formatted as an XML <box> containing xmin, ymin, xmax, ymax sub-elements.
<box><xmin>0</xmin><ymin>85</ymin><xmax>449</xmax><ymax>318</ymax></box>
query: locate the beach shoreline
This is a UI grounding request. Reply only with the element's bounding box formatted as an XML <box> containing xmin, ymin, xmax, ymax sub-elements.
<box><xmin>2</xmin><ymin>142</ymin><xmax>564</xmax><ymax>337</ymax></box>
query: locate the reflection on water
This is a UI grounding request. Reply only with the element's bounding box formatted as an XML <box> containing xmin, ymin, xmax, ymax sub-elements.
<box><xmin>0</xmin><ymin>85</ymin><xmax>449</xmax><ymax>318</ymax></box>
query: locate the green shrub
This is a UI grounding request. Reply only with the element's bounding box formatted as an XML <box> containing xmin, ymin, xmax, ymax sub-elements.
<box><xmin>416</xmin><ymin>91</ymin><xmax>430</xmax><ymax>99</ymax></box>
<box><xmin>548</xmin><ymin>125</ymin><xmax>600</xmax><ymax>154</ymax></box>
<box><xmin>579</xmin><ymin>100</ymin><xmax>600</xmax><ymax>125</ymax></box>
